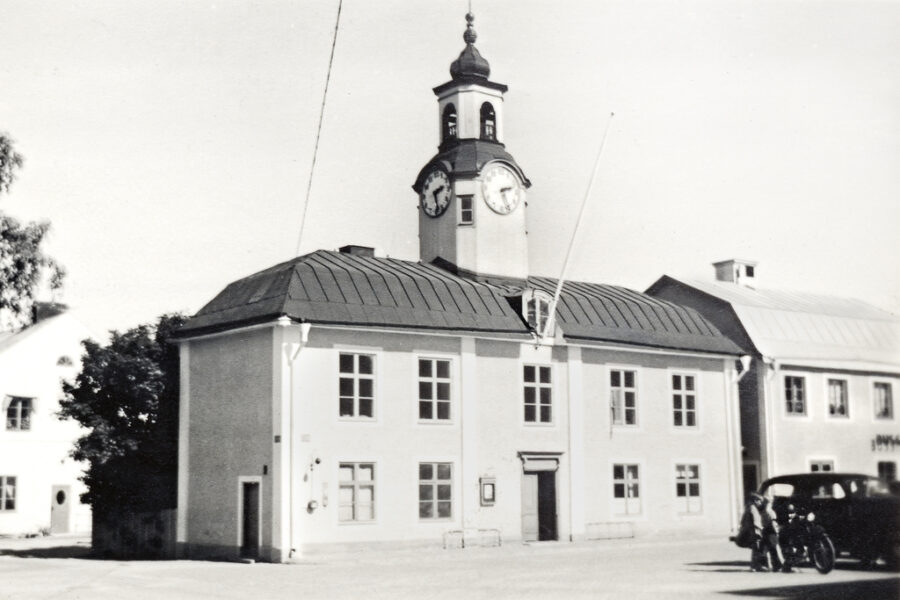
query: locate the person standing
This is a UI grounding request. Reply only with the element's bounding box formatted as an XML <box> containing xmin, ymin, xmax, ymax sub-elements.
<box><xmin>748</xmin><ymin>492</ymin><xmax>784</xmax><ymax>571</ymax></box>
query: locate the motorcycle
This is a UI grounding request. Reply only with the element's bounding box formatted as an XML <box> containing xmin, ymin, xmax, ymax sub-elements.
<box><xmin>778</xmin><ymin>511</ymin><xmax>836</xmax><ymax>574</ymax></box>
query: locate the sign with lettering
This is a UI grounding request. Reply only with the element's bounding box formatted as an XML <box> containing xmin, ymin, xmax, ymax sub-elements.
<box><xmin>871</xmin><ymin>434</ymin><xmax>900</xmax><ymax>452</ymax></box>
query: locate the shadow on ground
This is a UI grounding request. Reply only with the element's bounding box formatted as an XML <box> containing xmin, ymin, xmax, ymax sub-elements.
<box><xmin>721</xmin><ymin>577</ymin><xmax>900</xmax><ymax>599</ymax></box>
<box><xmin>688</xmin><ymin>559</ymin><xmax>899</xmax><ymax>574</ymax></box>
<box><xmin>0</xmin><ymin>545</ymin><xmax>94</xmax><ymax>559</ymax></box>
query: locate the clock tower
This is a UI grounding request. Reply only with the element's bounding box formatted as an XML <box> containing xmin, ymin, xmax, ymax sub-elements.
<box><xmin>413</xmin><ymin>13</ymin><xmax>531</xmax><ymax>280</ymax></box>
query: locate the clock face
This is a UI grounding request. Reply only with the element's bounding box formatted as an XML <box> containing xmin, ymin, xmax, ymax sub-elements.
<box><xmin>420</xmin><ymin>170</ymin><xmax>452</xmax><ymax>218</ymax></box>
<box><xmin>481</xmin><ymin>164</ymin><xmax>522</xmax><ymax>215</ymax></box>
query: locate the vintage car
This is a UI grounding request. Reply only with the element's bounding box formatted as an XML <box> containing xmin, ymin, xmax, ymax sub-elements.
<box><xmin>758</xmin><ymin>473</ymin><xmax>900</xmax><ymax>568</ymax></box>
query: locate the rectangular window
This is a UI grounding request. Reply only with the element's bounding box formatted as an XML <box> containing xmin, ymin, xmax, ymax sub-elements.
<box><xmin>523</xmin><ymin>365</ymin><xmax>552</xmax><ymax>423</ymax></box>
<box><xmin>827</xmin><ymin>379</ymin><xmax>849</xmax><ymax>418</ymax></box>
<box><xmin>784</xmin><ymin>376</ymin><xmax>806</xmax><ymax>415</ymax></box>
<box><xmin>675</xmin><ymin>464</ymin><xmax>702</xmax><ymax>514</ymax></box>
<box><xmin>878</xmin><ymin>461</ymin><xmax>897</xmax><ymax>482</ymax></box>
<box><xmin>418</xmin><ymin>358</ymin><xmax>451</xmax><ymax>421</ymax></box>
<box><xmin>0</xmin><ymin>476</ymin><xmax>15</xmax><ymax>511</ymax></box>
<box><xmin>610</xmin><ymin>370</ymin><xmax>637</xmax><ymax>426</ymax></box>
<box><xmin>874</xmin><ymin>382</ymin><xmax>894</xmax><ymax>419</ymax></box>
<box><xmin>612</xmin><ymin>464</ymin><xmax>640</xmax><ymax>515</ymax></box>
<box><xmin>418</xmin><ymin>462</ymin><xmax>452</xmax><ymax>519</ymax></box>
<box><xmin>810</xmin><ymin>460</ymin><xmax>834</xmax><ymax>473</ymax></box>
<box><xmin>5</xmin><ymin>397</ymin><xmax>32</xmax><ymax>431</ymax></box>
<box><xmin>458</xmin><ymin>195</ymin><xmax>473</xmax><ymax>225</ymax></box>
<box><xmin>672</xmin><ymin>374</ymin><xmax>697</xmax><ymax>427</ymax></box>
<box><xmin>338</xmin><ymin>462</ymin><xmax>375</xmax><ymax>522</ymax></box>
<box><xmin>338</xmin><ymin>353</ymin><xmax>375</xmax><ymax>418</ymax></box>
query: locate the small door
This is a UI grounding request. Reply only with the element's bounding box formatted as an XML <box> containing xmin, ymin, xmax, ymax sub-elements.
<box><xmin>522</xmin><ymin>473</ymin><xmax>539</xmax><ymax>541</ymax></box>
<box><xmin>240</xmin><ymin>482</ymin><xmax>260</xmax><ymax>559</ymax></box>
<box><xmin>50</xmin><ymin>485</ymin><xmax>71</xmax><ymax>534</ymax></box>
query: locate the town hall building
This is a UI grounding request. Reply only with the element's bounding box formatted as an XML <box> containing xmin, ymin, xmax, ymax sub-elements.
<box><xmin>175</xmin><ymin>13</ymin><xmax>746</xmax><ymax>562</ymax></box>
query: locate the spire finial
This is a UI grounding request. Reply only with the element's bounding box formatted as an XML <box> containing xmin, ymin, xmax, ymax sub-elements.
<box><xmin>463</xmin><ymin>12</ymin><xmax>477</xmax><ymax>45</ymax></box>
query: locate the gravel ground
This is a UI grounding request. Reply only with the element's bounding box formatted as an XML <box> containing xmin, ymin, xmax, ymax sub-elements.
<box><xmin>1</xmin><ymin>534</ymin><xmax>898</xmax><ymax>599</ymax></box>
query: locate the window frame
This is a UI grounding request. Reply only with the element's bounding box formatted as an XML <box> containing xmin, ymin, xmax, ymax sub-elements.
<box><xmin>338</xmin><ymin>462</ymin><xmax>376</xmax><ymax>524</ymax></box>
<box><xmin>611</xmin><ymin>462</ymin><xmax>642</xmax><ymax>516</ymax></box>
<box><xmin>458</xmin><ymin>195</ymin><xmax>474</xmax><ymax>226</ymax></box>
<box><xmin>872</xmin><ymin>380</ymin><xmax>894</xmax><ymax>421</ymax></box>
<box><xmin>0</xmin><ymin>476</ymin><xmax>15</xmax><ymax>511</ymax></box>
<box><xmin>418</xmin><ymin>461</ymin><xmax>453</xmax><ymax>521</ymax></box>
<box><xmin>826</xmin><ymin>377</ymin><xmax>849</xmax><ymax>419</ymax></box>
<box><xmin>337</xmin><ymin>351</ymin><xmax>377</xmax><ymax>421</ymax></box>
<box><xmin>784</xmin><ymin>375</ymin><xmax>807</xmax><ymax>416</ymax></box>
<box><xmin>417</xmin><ymin>356</ymin><xmax>454</xmax><ymax>424</ymax></box>
<box><xmin>674</xmin><ymin>463</ymin><xmax>702</xmax><ymax>515</ymax></box>
<box><xmin>670</xmin><ymin>371</ymin><xmax>699</xmax><ymax>430</ymax></box>
<box><xmin>609</xmin><ymin>367</ymin><xmax>639</xmax><ymax>428</ymax></box>
<box><xmin>523</xmin><ymin>364</ymin><xmax>553</xmax><ymax>425</ymax></box>
<box><xmin>5</xmin><ymin>396</ymin><xmax>33</xmax><ymax>431</ymax></box>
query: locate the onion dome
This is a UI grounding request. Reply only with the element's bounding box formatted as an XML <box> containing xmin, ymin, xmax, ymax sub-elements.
<box><xmin>449</xmin><ymin>13</ymin><xmax>490</xmax><ymax>80</ymax></box>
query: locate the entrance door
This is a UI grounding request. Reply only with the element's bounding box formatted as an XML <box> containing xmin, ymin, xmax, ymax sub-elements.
<box><xmin>522</xmin><ymin>471</ymin><xmax>558</xmax><ymax>542</ymax></box>
<box><xmin>742</xmin><ymin>463</ymin><xmax>759</xmax><ymax>501</ymax></box>
<box><xmin>50</xmin><ymin>485</ymin><xmax>71</xmax><ymax>534</ymax></box>
<box><xmin>240</xmin><ymin>482</ymin><xmax>260</xmax><ymax>559</ymax></box>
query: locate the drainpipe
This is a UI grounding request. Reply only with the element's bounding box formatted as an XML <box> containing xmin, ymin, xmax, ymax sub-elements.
<box><xmin>283</xmin><ymin>320</ymin><xmax>311</xmax><ymax>559</ymax></box>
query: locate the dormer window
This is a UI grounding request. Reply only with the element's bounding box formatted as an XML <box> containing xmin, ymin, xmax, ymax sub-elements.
<box><xmin>442</xmin><ymin>104</ymin><xmax>457</xmax><ymax>141</ymax></box>
<box><xmin>480</xmin><ymin>102</ymin><xmax>496</xmax><ymax>140</ymax></box>
<box><xmin>521</xmin><ymin>289</ymin><xmax>553</xmax><ymax>337</ymax></box>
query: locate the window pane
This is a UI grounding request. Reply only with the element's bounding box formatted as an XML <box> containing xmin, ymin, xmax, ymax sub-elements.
<box><xmin>674</xmin><ymin>413</ymin><xmax>682</xmax><ymax>426</ymax></box>
<box><xmin>357</xmin><ymin>504</ymin><xmax>374</xmax><ymax>521</ymax></box>
<box><xmin>673</xmin><ymin>394</ymin><xmax>682</xmax><ymax>409</ymax></box>
<box><xmin>419</xmin><ymin>381</ymin><xmax>432</xmax><ymax>400</ymax></box>
<box><xmin>524</xmin><ymin>365</ymin><xmax>535</xmax><ymax>383</ymax></box>
<box><xmin>686</xmin><ymin>396</ymin><xmax>695</xmax><ymax>410</ymax></box>
<box><xmin>339</xmin><ymin>397</ymin><xmax>354</xmax><ymax>417</ymax></box>
<box><xmin>436</xmin><ymin>464</ymin><xmax>452</xmax><ymax>480</ymax></box>
<box><xmin>358</xmin><ymin>485</ymin><xmax>374</xmax><ymax>502</ymax></box>
<box><xmin>524</xmin><ymin>387</ymin><xmax>535</xmax><ymax>404</ymax></box>
<box><xmin>627</xmin><ymin>465</ymin><xmax>638</xmax><ymax>479</ymax></box>
<box><xmin>624</xmin><ymin>392</ymin><xmax>635</xmax><ymax>407</ymax></box>
<box><xmin>358</xmin><ymin>355</ymin><xmax>373</xmax><ymax>374</ymax></box>
<box><xmin>611</xmin><ymin>371</ymin><xmax>620</xmax><ymax>387</ymax></box>
<box><xmin>436</xmin><ymin>360</ymin><xmax>450</xmax><ymax>379</ymax></box>
<box><xmin>685</xmin><ymin>376</ymin><xmax>695</xmax><ymax>391</ymax></box>
<box><xmin>338</xmin><ymin>505</ymin><xmax>354</xmax><ymax>521</ymax></box>
<box><xmin>419</xmin><ymin>502</ymin><xmax>434</xmax><ymax>519</ymax></box>
<box><xmin>419</xmin><ymin>484</ymin><xmax>434</xmax><ymax>500</ymax></box>
<box><xmin>437</xmin><ymin>382</ymin><xmax>450</xmax><ymax>401</ymax></box>
<box><xmin>419</xmin><ymin>402</ymin><xmax>433</xmax><ymax>420</ymax></box>
<box><xmin>524</xmin><ymin>405</ymin><xmax>536</xmax><ymax>422</ymax></box>
<box><xmin>338</xmin><ymin>485</ymin><xmax>354</xmax><ymax>503</ymax></box>
<box><xmin>358</xmin><ymin>378</ymin><xmax>373</xmax><ymax>398</ymax></box>
<box><xmin>339</xmin><ymin>378</ymin><xmax>354</xmax><ymax>396</ymax></box>
<box><xmin>419</xmin><ymin>463</ymin><xmax>433</xmax><ymax>480</ymax></box>
<box><xmin>419</xmin><ymin>360</ymin><xmax>432</xmax><ymax>378</ymax></box>
<box><xmin>540</xmin><ymin>406</ymin><xmax>551</xmax><ymax>422</ymax></box>
<box><xmin>624</xmin><ymin>371</ymin><xmax>634</xmax><ymax>388</ymax></box>
<box><xmin>614</xmin><ymin>483</ymin><xmax>625</xmax><ymax>498</ymax></box>
<box><xmin>686</xmin><ymin>413</ymin><xmax>696</xmax><ymax>427</ymax></box>
<box><xmin>625</xmin><ymin>410</ymin><xmax>635</xmax><ymax>425</ymax></box>
<box><xmin>676</xmin><ymin>483</ymin><xmax>686</xmax><ymax>497</ymax></box>
<box><xmin>339</xmin><ymin>465</ymin><xmax>354</xmax><ymax>481</ymax></box>
<box><xmin>437</xmin><ymin>501</ymin><xmax>452</xmax><ymax>518</ymax></box>
<box><xmin>627</xmin><ymin>483</ymin><xmax>639</xmax><ymax>498</ymax></box>
<box><xmin>358</xmin><ymin>465</ymin><xmax>373</xmax><ymax>481</ymax></box>
<box><xmin>359</xmin><ymin>398</ymin><xmax>373</xmax><ymax>417</ymax></box>
<box><xmin>540</xmin><ymin>388</ymin><xmax>551</xmax><ymax>405</ymax></box>
<box><xmin>539</xmin><ymin>367</ymin><xmax>551</xmax><ymax>384</ymax></box>
<box><xmin>672</xmin><ymin>375</ymin><xmax>681</xmax><ymax>390</ymax></box>
<box><xmin>437</xmin><ymin>484</ymin><xmax>451</xmax><ymax>500</ymax></box>
<box><xmin>339</xmin><ymin>354</ymin><xmax>354</xmax><ymax>373</ymax></box>
<box><xmin>613</xmin><ymin>465</ymin><xmax>624</xmax><ymax>479</ymax></box>
<box><xmin>436</xmin><ymin>402</ymin><xmax>450</xmax><ymax>420</ymax></box>
<box><xmin>689</xmin><ymin>483</ymin><xmax>700</xmax><ymax>496</ymax></box>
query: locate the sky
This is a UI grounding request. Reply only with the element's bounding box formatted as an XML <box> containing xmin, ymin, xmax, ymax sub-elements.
<box><xmin>1</xmin><ymin>0</ymin><xmax>898</xmax><ymax>338</ymax></box>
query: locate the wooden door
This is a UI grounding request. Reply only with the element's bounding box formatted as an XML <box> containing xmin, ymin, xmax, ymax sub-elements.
<box><xmin>50</xmin><ymin>485</ymin><xmax>71</xmax><ymax>534</ymax></box>
<box><xmin>521</xmin><ymin>473</ymin><xmax>539</xmax><ymax>542</ymax></box>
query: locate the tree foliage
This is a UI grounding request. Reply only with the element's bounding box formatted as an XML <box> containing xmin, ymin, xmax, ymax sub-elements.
<box><xmin>60</xmin><ymin>314</ymin><xmax>186</xmax><ymax>511</ymax></box>
<box><xmin>0</xmin><ymin>132</ymin><xmax>65</xmax><ymax>326</ymax></box>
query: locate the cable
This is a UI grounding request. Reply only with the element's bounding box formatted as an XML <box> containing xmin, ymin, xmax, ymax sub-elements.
<box><xmin>295</xmin><ymin>0</ymin><xmax>343</xmax><ymax>256</ymax></box>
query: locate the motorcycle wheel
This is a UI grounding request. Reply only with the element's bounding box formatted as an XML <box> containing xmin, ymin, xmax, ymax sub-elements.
<box><xmin>812</xmin><ymin>535</ymin><xmax>836</xmax><ymax>574</ymax></box>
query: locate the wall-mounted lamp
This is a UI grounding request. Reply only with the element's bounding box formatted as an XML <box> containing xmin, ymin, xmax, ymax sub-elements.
<box><xmin>736</xmin><ymin>355</ymin><xmax>752</xmax><ymax>382</ymax></box>
<box><xmin>307</xmin><ymin>500</ymin><xmax>319</xmax><ymax>513</ymax></box>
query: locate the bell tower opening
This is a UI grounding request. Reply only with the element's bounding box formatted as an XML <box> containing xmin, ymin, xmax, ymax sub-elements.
<box><xmin>480</xmin><ymin>102</ymin><xmax>496</xmax><ymax>141</ymax></box>
<box><xmin>442</xmin><ymin>104</ymin><xmax>458</xmax><ymax>142</ymax></box>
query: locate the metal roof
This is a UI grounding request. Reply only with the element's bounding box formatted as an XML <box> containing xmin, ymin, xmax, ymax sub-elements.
<box><xmin>179</xmin><ymin>251</ymin><xmax>741</xmax><ymax>356</ymax></box>
<box><xmin>659</xmin><ymin>278</ymin><xmax>900</xmax><ymax>371</ymax></box>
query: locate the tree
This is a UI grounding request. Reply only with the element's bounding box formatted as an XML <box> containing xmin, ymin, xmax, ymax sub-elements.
<box><xmin>0</xmin><ymin>132</ymin><xmax>65</xmax><ymax>326</ymax></box>
<box><xmin>59</xmin><ymin>313</ymin><xmax>186</xmax><ymax>512</ymax></box>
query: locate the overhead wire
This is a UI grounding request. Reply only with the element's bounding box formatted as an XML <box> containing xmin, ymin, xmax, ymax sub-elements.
<box><xmin>295</xmin><ymin>0</ymin><xmax>344</xmax><ymax>256</ymax></box>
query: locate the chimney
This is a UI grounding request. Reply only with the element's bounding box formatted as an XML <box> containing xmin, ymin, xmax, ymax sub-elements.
<box><xmin>712</xmin><ymin>259</ymin><xmax>757</xmax><ymax>287</ymax></box>
<box><xmin>339</xmin><ymin>245</ymin><xmax>375</xmax><ymax>258</ymax></box>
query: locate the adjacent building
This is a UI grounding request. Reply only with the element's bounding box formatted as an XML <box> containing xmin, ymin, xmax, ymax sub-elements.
<box><xmin>647</xmin><ymin>259</ymin><xmax>900</xmax><ymax>498</ymax></box>
<box><xmin>0</xmin><ymin>304</ymin><xmax>92</xmax><ymax>535</ymax></box>
<box><xmin>175</xmin><ymin>14</ymin><xmax>748</xmax><ymax>562</ymax></box>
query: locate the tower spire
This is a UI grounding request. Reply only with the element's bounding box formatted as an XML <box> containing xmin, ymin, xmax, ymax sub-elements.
<box><xmin>450</xmin><ymin>11</ymin><xmax>490</xmax><ymax>80</ymax></box>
